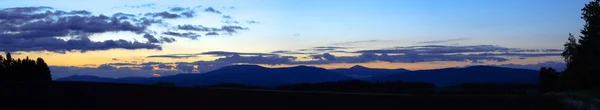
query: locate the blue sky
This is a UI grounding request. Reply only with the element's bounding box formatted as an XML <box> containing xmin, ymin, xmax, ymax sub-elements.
<box><xmin>0</xmin><ymin>0</ymin><xmax>588</xmax><ymax>78</ymax></box>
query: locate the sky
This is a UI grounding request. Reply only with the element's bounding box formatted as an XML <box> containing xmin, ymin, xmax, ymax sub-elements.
<box><xmin>0</xmin><ymin>0</ymin><xmax>589</xmax><ymax>79</ymax></box>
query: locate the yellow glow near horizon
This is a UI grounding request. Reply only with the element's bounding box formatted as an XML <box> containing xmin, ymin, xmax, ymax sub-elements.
<box><xmin>5</xmin><ymin>49</ymin><xmax>564</xmax><ymax>71</ymax></box>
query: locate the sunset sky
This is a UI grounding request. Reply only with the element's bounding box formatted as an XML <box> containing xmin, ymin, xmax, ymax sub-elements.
<box><xmin>0</xmin><ymin>0</ymin><xmax>588</xmax><ymax>79</ymax></box>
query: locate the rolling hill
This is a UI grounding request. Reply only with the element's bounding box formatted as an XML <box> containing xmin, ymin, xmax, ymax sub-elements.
<box><xmin>371</xmin><ymin>66</ymin><xmax>540</xmax><ymax>87</ymax></box>
<box><xmin>331</xmin><ymin>65</ymin><xmax>409</xmax><ymax>78</ymax></box>
<box><xmin>58</xmin><ymin>65</ymin><xmax>352</xmax><ymax>87</ymax></box>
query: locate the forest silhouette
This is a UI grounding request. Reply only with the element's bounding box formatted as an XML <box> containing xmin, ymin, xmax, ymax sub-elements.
<box><xmin>0</xmin><ymin>52</ymin><xmax>52</xmax><ymax>82</ymax></box>
<box><xmin>537</xmin><ymin>0</ymin><xmax>600</xmax><ymax>91</ymax></box>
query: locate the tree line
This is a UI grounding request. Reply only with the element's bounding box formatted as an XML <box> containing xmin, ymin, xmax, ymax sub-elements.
<box><xmin>0</xmin><ymin>52</ymin><xmax>52</xmax><ymax>82</ymax></box>
<box><xmin>539</xmin><ymin>0</ymin><xmax>600</xmax><ymax>91</ymax></box>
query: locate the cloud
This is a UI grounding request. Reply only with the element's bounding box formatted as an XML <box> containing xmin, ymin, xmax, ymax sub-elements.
<box><xmin>246</xmin><ymin>20</ymin><xmax>259</xmax><ymax>24</ymax></box>
<box><xmin>147</xmin><ymin>54</ymin><xmax>198</xmax><ymax>59</ymax></box>
<box><xmin>201</xmin><ymin>51</ymin><xmax>276</xmax><ymax>56</ymax></box>
<box><xmin>144</xmin><ymin>11</ymin><xmax>182</xmax><ymax>19</ymax></box>
<box><xmin>120</xmin><ymin>3</ymin><xmax>156</xmax><ymax>8</ymax></box>
<box><xmin>214</xmin><ymin>54</ymin><xmax>296</xmax><ymax>65</ymax></box>
<box><xmin>169</xmin><ymin>7</ymin><xmax>188</xmax><ymax>12</ymax></box>
<box><xmin>159</xmin><ymin>37</ymin><xmax>176</xmax><ymax>43</ymax></box>
<box><xmin>176</xmin><ymin>64</ymin><xmax>195</xmax><ymax>72</ymax></box>
<box><xmin>310</xmin><ymin>53</ymin><xmax>336</xmax><ymax>61</ymax></box>
<box><xmin>175</xmin><ymin>25</ymin><xmax>248</xmax><ymax>35</ymax></box>
<box><xmin>143</xmin><ymin>34</ymin><xmax>160</xmax><ymax>43</ymax></box>
<box><xmin>298</xmin><ymin>46</ymin><xmax>350</xmax><ymax>52</ymax></box>
<box><xmin>147</xmin><ymin>51</ymin><xmax>279</xmax><ymax>59</ymax></box>
<box><xmin>0</xmin><ymin>6</ymin><xmax>252</xmax><ymax>53</ymax></box>
<box><xmin>97</xmin><ymin>64</ymin><xmax>117</xmax><ymax>70</ymax></box>
<box><xmin>271</xmin><ymin>50</ymin><xmax>314</xmax><ymax>54</ymax></box>
<box><xmin>205</xmin><ymin>32</ymin><xmax>219</xmax><ymax>36</ymax></box>
<box><xmin>0</xmin><ymin>36</ymin><xmax>161</xmax><ymax>52</ymax></box>
<box><xmin>204</xmin><ymin>7</ymin><xmax>222</xmax><ymax>14</ymax></box>
<box><xmin>356</xmin><ymin>45</ymin><xmax>561</xmax><ymax>54</ymax></box>
<box><xmin>417</xmin><ymin>38</ymin><xmax>472</xmax><ymax>44</ymax></box>
<box><xmin>162</xmin><ymin>31</ymin><xmax>201</xmax><ymax>39</ymax></box>
<box><xmin>330</xmin><ymin>40</ymin><xmax>394</xmax><ymax>45</ymax></box>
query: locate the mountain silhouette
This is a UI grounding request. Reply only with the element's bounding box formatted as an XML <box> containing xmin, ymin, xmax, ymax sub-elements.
<box><xmin>331</xmin><ymin>65</ymin><xmax>409</xmax><ymax>78</ymax></box>
<box><xmin>58</xmin><ymin>65</ymin><xmax>540</xmax><ymax>87</ymax></box>
<box><xmin>58</xmin><ymin>65</ymin><xmax>352</xmax><ymax>87</ymax></box>
<box><xmin>371</xmin><ymin>66</ymin><xmax>539</xmax><ymax>87</ymax></box>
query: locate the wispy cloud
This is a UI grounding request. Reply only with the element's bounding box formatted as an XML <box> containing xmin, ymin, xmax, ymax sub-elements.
<box><xmin>417</xmin><ymin>38</ymin><xmax>471</xmax><ymax>44</ymax></box>
<box><xmin>330</xmin><ymin>40</ymin><xmax>394</xmax><ymax>46</ymax></box>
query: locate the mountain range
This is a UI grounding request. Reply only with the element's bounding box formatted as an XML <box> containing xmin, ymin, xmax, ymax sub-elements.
<box><xmin>57</xmin><ymin>65</ymin><xmax>540</xmax><ymax>87</ymax></box>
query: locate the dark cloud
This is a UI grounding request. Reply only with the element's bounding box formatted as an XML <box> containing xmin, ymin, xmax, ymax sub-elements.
<box><xmin>97</xmin><ymin>64</ymin><xmax>117</xmax><ymax>70</ymax></box>
<box><xmin>205</xmin><ymin>32</ymin><xmax>219</xmax><ymax>36</ymax></box>
<box><xmin>297</xmin><ymin>52</ymin><xmax>510</xmax><ymax>64</ymax></box>
<box><xmin>176</xmin><ymin>64</ymin><xmax>195</xmax><ymax>72</ymax></box>
<box><xmin>177</xmin><ymin>25</ymin><xmax>217</xmax><ymax>31</ymax></box>
<box><xmin>299</xmin><ymin>46</ymin><xmax>350</xmax><ymax>52</ymax></box>
<box><xmin>157</xmin><ymin>64</ymin><xmax>173</xmax><ymax>69</ymax></box>
<box><xmin>0</xmin><ymin>7</ymin><xmax>170</xmax><ymax>52</ymax></box>
<box><xmin>220</xmin><ymin>26</ymin><xmax>247</xmax><ymax>33</ymax></box>
<box><xmin>204</xmin><ymin>7</ymin><xmax>221</xmax><ymax>14</ymax></box>
<box><xmin>68</xmin><ymin>10</ymin><xmax>91</xmax><ymax>15</ymax></box>
<box><xmin>169</xmin><ymin>7</ymin><xmax>188</xmax><ymax>12</ymax></box>
<box><xmin>417</xmin><ymin>38</ymin><xmax>472</xmax><ymax>44</ymax></box>
<box><xmin>0</xmin><ymin>5</ymin><xmax>253</xmax><ymax>52</ymax></box>
<box><xmin>144</xmin><ymin>11</ymin><xmax>181</xmax><ymax>19</ymax></box>
<box><xmin>143</xmin><ymin>34</ymin><xmax>160</xmax><ymax>43</ymax></box>
<box><xmin>356</xmin><ymin>45</ymin><xmax>561</xmax><ymax>54</ymax></box>
<box><xmin>112</xmin><ymin>58</ymin><xmax>118</xmax><ymax>60</ymax></box>
<box><xmin>159</xmin><ymin>37</ymin><xmax>176</xmax><ymax>43</ymax></box>
<box><xmin>176</xmin><ymin>25</ymin><xmax>248</xmax><ymax>35</ymax></box>
<box><xmin>2</xmin><ymin>6</ymin><xmax>53</xmax><ymax>13</ymax></box>
<box><xmin>162</xmin><ymin>31</ymin><xmax>201</xmax><ymax>39</ymax></box>
<box><xmin>180</xmin><ymin>10</ymin><xmax>195</xmax><ymax>18</ymax></box>
<box><xmin>222</xmin><ymin>15</ymin><xmax>232</xmax><ymax>19</ymax></box>
<box><xmin>0</xmin><ymin>36</ymin><xmax>161</xmax><ymax>52</ymax></box>
<box><xmin>310</xmin><ymin>53</ymin><xmax>336</xmax><ymax>61</ymax></box>
<box><xmin>112</xmin><ymin>13</ymin><xmax>135</xmax><ymax>19</ymax></box>
<box><xmin>214</xmin><ymin>54</ymin><xmax>296</xmax><ymax>65</ymax></box>
<box><xmin>271</xmin><ymin>50</ymin><xmax>314</xmax><ymax>54</ymax></box>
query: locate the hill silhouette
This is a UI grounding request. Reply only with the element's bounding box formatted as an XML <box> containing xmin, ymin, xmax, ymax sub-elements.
<box><xmin>372</xmin><ymin>66</ymin><xmax>539</xmax><ymax>87</ymax></box>
<box><xmin>59</xmin><ymin>65</ymin><xmax>352</xmax><ymax>87</ymax></box>
<box><xmin>331</xmin><ymin>65</ymin><xmax>409</xmax><ymax>78</ymax></box>
<box><xmin>58</xmin><ymin>65</ymin><xmax>542</xmax><ymax>87</ymax></box>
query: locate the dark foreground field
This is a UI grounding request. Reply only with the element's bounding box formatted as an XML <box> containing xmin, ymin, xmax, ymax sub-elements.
<box><xmin>2</xmin><ymin>81</ymin><xmax>566</xmax><ymax>110</ymax></box>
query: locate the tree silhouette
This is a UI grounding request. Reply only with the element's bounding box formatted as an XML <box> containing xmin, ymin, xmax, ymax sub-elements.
<box><xmin>561</xmin><ymin>0</ymin><xmax>600</xmax><ymax>90</ymax></box>
<box><xmin>538</xmin><ymin>67</ymin><xmax>559</xmax><ymax>92</ymax></box>
<box><xmin>0</xmin><ymin>52</ymin><xmax>52</xmax><ymax>82</ymax></box>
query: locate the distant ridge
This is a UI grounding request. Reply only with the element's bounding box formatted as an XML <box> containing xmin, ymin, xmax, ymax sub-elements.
<box><xmin>331</xmin><ymin>65</ymin><xmax>410</xmax><ymax>78</ymax></box>
<box><xmin>371</xmin><ymin>65</ymin><xmax>539</xmax><ymax>87</ymax></box>
<box><xmin>57</xmin><ymin>65</ymin><xmax>540</xmax><ymax>87</ymax></box>
<box><xmin>58</xmin><ymin>65</ymin><xmax>352</xmax><ymax>87</ymax></box>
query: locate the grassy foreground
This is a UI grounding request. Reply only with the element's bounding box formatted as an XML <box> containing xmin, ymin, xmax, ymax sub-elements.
<box><xmin>1</xmin><ymin>81</ymin><xmax>567</xmax><ymax>110</ymax></box>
